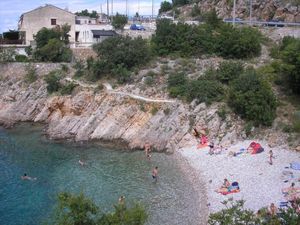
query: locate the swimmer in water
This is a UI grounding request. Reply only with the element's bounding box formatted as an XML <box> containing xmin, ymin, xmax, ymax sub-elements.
<box><xmin>78</xmin><ymin>160</ymin><xmax>85</xmax><ymax>166</ymax></box>
<box><xmin>152</xmin><ymin>166</ymin><xmax>158</xmax><ymax>182</ymax></box>
<box><xmin>21</xmin><ymin>173</ymin><xmax>37</xmax><ymax>181</ymax></box>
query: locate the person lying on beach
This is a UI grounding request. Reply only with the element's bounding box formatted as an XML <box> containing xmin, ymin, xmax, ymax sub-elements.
<box><xmin>21</xmin><ymin>173</ymin><xmax>37</xmax><ymax>181</ymax></box>
<box><xmin>192</xmin><ymin>128</ymin><xmax>200</xmax><ymax>138</ymax></box>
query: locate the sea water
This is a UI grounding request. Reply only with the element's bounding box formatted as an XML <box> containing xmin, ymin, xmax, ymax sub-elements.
<box><xmin>0</xmin><ymin>123</ymin><xmax>201</xmax><ymax>225</ymax></box>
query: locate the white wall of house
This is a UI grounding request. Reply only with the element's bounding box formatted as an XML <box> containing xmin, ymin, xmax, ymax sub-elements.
<box><xmin>19</xmin><ymin>5</ymin><xmax>76</xmax><ymax>45</ymax></box>
<box><xmin>75</xmin><ymin>24</ymin><xmax>113</xmax><ymax>44</ymax></box>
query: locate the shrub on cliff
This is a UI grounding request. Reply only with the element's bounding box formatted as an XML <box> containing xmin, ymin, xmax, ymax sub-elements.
<box><xmin>229</xmin><ymin>69</ymin><xmax>277</xmax><ymax>126</ymax></box>
<box><xmin>44</xmin><ymin>71</ymin><xmax>62</xmax><ymax>94</ymax></box>
<box><xmin>277</xmin><ymin>37</ymin><xmax>300</xmax><ymax>95</ymax></box>
<box><xmin>24</xmin><ymin>64</ymin><xmax>37</xmax><ymax>83</ymax></box>
<box><xmin>50</xmin><ymin>192</ymin><xmax>148</xmax><ymax>225</ymax></box>
<box><xmin>216</xmin><ymin>61</ymin><xmax>244</xmax><ymax>84</ymax></box>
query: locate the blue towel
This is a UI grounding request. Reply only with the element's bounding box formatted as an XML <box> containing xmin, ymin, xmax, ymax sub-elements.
<box><xmin>290</xmin><ymin>162</ymin><xmax>300</xmax><ymax>170</ymax></box>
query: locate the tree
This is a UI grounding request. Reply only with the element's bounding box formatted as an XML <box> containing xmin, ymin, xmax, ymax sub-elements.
<box><xmin>50</xmin><ymin>192</ymin><xmax>148</xmax><ymax>225</ymax></box>
<box><xmin>3</xmin><ymin>30</ymin><xmax>19</xmax><ymax>40</ymax></box>
<box><xmin>172</xmin><ymin>0</ymin><xmax>190</xmax><ymax>7</ymax></box>
<box><xmin>159</xmin><ymin>1</ymin><xmax>173</xmax><ymax>14</ymax></box>
<box><xmin>93</xmin><ymin>36</ymin><xmax>151</xmax><ymax>70</ymax></box>
<box><xmin>75</xmin><ymin>9</ymin><xmax>99</xmax><ymax>18</ymax></box>
<box><xmin>111</xmin><ymin>13</ymin><xmax>128</xmax><ymax>30</ymax></box>
<box><xmin>33</xmin><ymin>25</ymin><xmax>72</xmax><ymax>62</ymax></box>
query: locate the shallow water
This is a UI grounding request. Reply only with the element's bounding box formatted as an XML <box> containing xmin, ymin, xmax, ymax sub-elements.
<box><xmin>0</xmin><ymin>124</ymin><xmax>202</xmax><ymax>225</ymax></box>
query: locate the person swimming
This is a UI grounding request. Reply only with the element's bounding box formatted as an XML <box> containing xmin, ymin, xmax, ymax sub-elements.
<box><xmin>78</xmin><ymin>160</ymin><xmax>85</xmax><ymax>166</ymax></box>
<box><xmin>21</xmin><ymin>173</ymin><xmax>37</xmax><ymax>181</ymax></box>
<box><xmin>152</xmin><ymin>166</ymin><xmax>158</xmax><ymax>182</ymax></box>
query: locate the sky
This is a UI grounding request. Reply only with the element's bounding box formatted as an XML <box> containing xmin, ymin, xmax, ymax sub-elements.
<box><xmin>0</xmin><ymin>0</ymin><xmax>171</xmax><ymax>33</ymax></box>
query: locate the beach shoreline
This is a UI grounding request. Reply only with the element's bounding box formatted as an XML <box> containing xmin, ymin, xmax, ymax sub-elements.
<box><xmin>174</xmin><ymin>151</ymin><xmax>209</xmax><ymax>225</ymax></box>
<box><xmin>178</xmin><ymin>140</ymin><xmax>300</xmax><ymax>214</ymax></box>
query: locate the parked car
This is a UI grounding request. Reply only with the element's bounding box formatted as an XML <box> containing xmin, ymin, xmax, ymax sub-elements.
<box><xmin>223</xmin><ymin>18</ymin><xmax>243</xmax><ymax>23</ymax></box>
<box><xmin>266</xmin><ymin>19</ymin><xmax>284</xmax><ymax>27</ymax></box>
<box><xmin>130</xmin><ymin>24</ymin><xmax>145</xmax><ymax>31</ymax></box>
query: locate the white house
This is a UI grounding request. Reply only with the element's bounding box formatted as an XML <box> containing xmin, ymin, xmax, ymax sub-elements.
<box><xmin>18</xmin><ymin>4</ymin><xmax>76</xmax><ymax>45</ymax></box>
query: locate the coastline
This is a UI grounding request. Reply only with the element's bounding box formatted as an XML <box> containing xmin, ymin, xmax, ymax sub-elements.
<box><xmin>178</xmin><ymin>140</ymin><xmax>300</xmax><ymax>213</ymax></box>
<box><xmin>174</xmin><ymin>151</ymin><xmax>209</xmax><ymax>225</ymax></box>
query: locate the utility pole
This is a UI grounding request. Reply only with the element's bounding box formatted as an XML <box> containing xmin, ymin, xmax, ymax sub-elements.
<box><xmin>111</xmin><ymin>0</ymin><xmax>113</xmax><ymax>16</ymax></box>
<box><xmin>249</xmin><ymin>0</ymin><xmax>253</xmax><ymax>26</ymax></box>
<box><xmin>138</xmin><ymin>0</ymin><xmax>140</xmax><ymax>15</ymax></box>
<box><xmin>152</xmin><ymin>0</ymin><xmax>154</xmax><ymax>20</ymax></box>
<box><xmin>126</xmin><ymin>0</ymin><xmax>128</xmax><ymax>16</ymax></box>
<box><xmin>107</xmin><ymin>0</ymin><xmax>109</xmax><ymax>17</ymax></box>
<box><xmin>233</xmin><ymin>0</ymin><xmax>236</xmax><ymax>26</ymax></box>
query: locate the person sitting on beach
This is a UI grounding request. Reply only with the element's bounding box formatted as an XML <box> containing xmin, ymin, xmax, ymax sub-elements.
<box><xmin>222</xmin><ymin>179</ymin><xmax>231</xmax><ymax>189</ymax></box>
<box><xmin>21</xmin><ymin>173</ymin><xmax>36</xmax><ymax>181</ymax></box>
<box><xmin>269</xmin><ymin>150</ymin><xmax>274</xmax><ymax>165</ymax></box>
<box><xmin>216</xmin><ymin>179</ymin><xmax>231</xmax><ymax>193</ymax></box>
<box><xmin>269</xmin><ymin>203</ymin><xmax>278</xmax><ymax>216</ymax></box>
<box><xmin>209</xmin><ymin>142</ymin><xmax>214</xmax><ymax>155</ymax></box>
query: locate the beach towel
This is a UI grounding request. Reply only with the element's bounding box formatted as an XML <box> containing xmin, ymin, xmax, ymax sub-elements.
<box><xmin>220</xmin><ymin>189</ymin><xmax>240</xmax><ymax>195</ymax></box>
<box><xmin>290</xmin><ymin>162</ymin><xmax>300</xmax><ymax>170</ymax></box>
<box><xmin>197</xmin><ymin>143</ymin><xmax>208</xmax><ymax>149</ymax></box>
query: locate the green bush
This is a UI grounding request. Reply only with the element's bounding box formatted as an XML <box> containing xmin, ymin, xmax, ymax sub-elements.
<box><xmin>112</xmin><ymin>64</ymin><xmax>131</xmax><ymax>84</ymax></box>
<box><xmin>51</xmin><ymin>192</ymin><xmax>148</xmax><ymax>225</ymax></box>
<box><xmin>167</xmin><ymin>72</ymin><xmax>188</xmax><ymax>98</ymax></box>
<box><xmin>159</xmin><ymin>1</ymin><xmax>172</xmax><ymax>14</ymax></box>
<box><xmin>186</xmin><ymin>79</ymin><xmax>224</xmax><ymax>104</ymax></box>
<box><xmin>229</xmin><ymin>69</ymin><xmax>277</xmax><ymax>126</ymax></box>
<box><xmin>217</xmin><ymin>105</ymin><xmax>227</xmax><ymax>121</ymax></box>
<box><xmin>60</xmin><ymin>82</ymin><xmax>77</xmax><ymax>95</ymax></box>
<box><xmin>73</xmin><ymin>60</ymin><xmax>85</xmax><ymax>78</ymax></box>
<box><xmin>44</xmin><ymin>71</ymin><xmax>62</xmax><ymax>94</ymax></box>
<box><xmin>152</xmin><ymin>14</ymin><xmax>262</xmax><ymax>59</ymax></box>
<box><xmin>278</xmin><ymin>37</ymin><xmax>300</xmax><ymax>95</ymax></box>
<box><xmin>15</xmin><ymin>54</ymin><xmax>28</xmax><ymax>62</ymax></box>
<box><xmin>93</xmin><ymin>36</ymin><xmax>151</xmax><ymax>70</ymax></box>
<box><xmin>33</xmin><ymin>25</ymin><xmax>72</xmax><ymax>62</ymax></box>
<box><xmin>208</xmin><ymin>199</ymin><xmax>300</xmax><ymax>225</ymax></box>
<box><xmin>0</xmin><ymin>47</ymin><xmax>15</xmax><ymax>62</ymax></box>
<box><xmin>24</xmin><ymin>64</ymin><xmax>37</xmax><ymax>83</ymax></box>
<box><xmin>216</xmin><ymin>61</ymin><xmax>244</xmax><ymax>84</ymax></box>
<box><xmin>293</xmin><ymin>111</ymin><xmax>300</xmax><ymax>133</ymax></box>
<box><xmin>111</xmin><ymin>13</ymin><xmax>128</xmax><ymax>30</ymax></box>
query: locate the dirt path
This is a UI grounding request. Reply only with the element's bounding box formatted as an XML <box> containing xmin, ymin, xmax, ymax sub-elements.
<box><xmin>65</xmin><ymin>78</ymin><xmax>175</xmax><ymax>103</ymax></box>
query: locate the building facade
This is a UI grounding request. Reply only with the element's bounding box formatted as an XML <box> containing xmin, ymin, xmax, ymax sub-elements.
<box><xmin>18</xmin><ymin>4</ymin><xmax>76</xmax><ymax>45</ymax></box>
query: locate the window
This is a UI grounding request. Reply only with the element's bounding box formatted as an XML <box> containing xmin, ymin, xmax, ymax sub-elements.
<box><xmin>51</xmin><ymin>19</ymin><xmax>56</xmax><ymax>25</ymax></box>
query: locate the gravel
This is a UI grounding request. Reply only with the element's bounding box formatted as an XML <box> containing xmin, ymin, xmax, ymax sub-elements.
<box><xmin>178</xmin><ymin>140</ymin><xmax>300</xmax><ymax>213</ymax></box>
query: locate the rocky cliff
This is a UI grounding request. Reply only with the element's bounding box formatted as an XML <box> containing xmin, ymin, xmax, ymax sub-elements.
<box><xmin>0</xmin><ymin>62</ymin><xmax>292</xmax><ymax>152</ymax></box>
<box><xmin>179</xmin><ymin>0</ymin><xmax>300</xmax><ymax>23</ymax></box>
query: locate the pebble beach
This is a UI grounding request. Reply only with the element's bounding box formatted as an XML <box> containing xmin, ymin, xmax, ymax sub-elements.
<box><xmin>178</xmin><ymin>140</ymin><xmax>300</xmax><ymax>213</ymax></box>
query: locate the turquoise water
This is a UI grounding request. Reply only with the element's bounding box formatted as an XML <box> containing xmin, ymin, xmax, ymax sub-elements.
<box><xmin>0</xmin><ymin>124</ymin><xmax>201</xmax><ymax>225</ymax></box>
